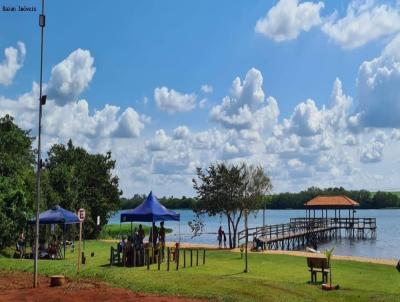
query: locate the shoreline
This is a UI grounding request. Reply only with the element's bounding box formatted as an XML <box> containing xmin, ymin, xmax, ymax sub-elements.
<box><xmin>100</xmin><ymin>240</ymin><xmax>397</xmax><ymax>266</ymax></box>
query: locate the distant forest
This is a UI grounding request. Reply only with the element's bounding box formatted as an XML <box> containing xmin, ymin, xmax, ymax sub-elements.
<box><xmin>120</xmin><ymin>187</ymin><xmax>400</xmax><ymax>210</ymax></box>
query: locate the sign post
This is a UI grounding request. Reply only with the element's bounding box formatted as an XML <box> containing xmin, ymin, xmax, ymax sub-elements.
<box><xmin>77</xmin><ymin>208</ymin><xmax>85</xmax><ymax>274</ymax></box>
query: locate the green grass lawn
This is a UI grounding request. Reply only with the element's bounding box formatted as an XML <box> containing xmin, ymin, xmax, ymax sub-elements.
<box><xmin>99</xmin><ymin>224</ymin><xmax>172</xmax><ymax>239</ymax></box>
<box><xmin>0</xmin><ymin>241</ymin><xmax>399</xmax><ymax>302</ymax></box>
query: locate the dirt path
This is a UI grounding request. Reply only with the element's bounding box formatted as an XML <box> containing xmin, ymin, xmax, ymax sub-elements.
<box><xmin>0</xmin><ymin>271</ymin><xmax>206</xmax><ymax>302</ymax></box>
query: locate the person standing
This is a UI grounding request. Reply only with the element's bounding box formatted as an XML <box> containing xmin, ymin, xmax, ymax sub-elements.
<box><xmin>218</xmin><ymin>226</ymin><xmax>223</xmax><ymax>248</ymax></box>
<box><xmin>149</xmin><ymin>223</ymin><xmax>158</xmax><ymax>247</ymax></box>
<box><xmin>223</xmin><ymin>230</ymin><xmax>227</xmax><ymax>248</ymax></box>
<box><xmin>17</xmin><ymin>231</ymin><xmax>25</xmax><ymax>258</ymax></box>
<box><xmin>138</xmin><ymin>224</ymin><xmax>145</xmax><ymax>244</ymax></box>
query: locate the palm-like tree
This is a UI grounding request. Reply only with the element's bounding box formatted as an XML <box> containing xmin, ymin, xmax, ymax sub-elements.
<box><xmin>324</xmin><ymin>246</ymin><xmax>335</xmax><ymax>287</ymax></box>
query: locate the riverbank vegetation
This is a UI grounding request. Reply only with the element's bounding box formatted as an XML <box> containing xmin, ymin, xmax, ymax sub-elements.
<box><xmin>99</xmin><ymin>223</ymin><xmax>172</xmax><ymax>239</ymax></box>
<box><xmin>120</xmin><ymin>187</ymin><xmax>400</xmax><ymax>210</ymax></box>
<box><xmin>0</xmin><ymin>240</ymin><xmax>398</xmax><ymax>302</ymax></box>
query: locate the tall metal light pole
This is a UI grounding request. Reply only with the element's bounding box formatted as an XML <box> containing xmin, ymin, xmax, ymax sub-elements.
<box><xmin>34</xmin><ymin>0</ymin><xmax>46</xmax><ymax>288</ymax></box>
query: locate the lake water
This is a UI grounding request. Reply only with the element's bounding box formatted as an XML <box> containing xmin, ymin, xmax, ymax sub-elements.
<box><xmin>108</xmin><ymin>209</ymin><xmax>400</xmax><ymax>260</ymax></box>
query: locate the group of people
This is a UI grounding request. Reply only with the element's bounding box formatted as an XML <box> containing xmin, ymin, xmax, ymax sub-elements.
<box><xmin>16</xmin><ymin>230</ymin><xmax>62</xmax><ymax>259</ymax></box>
<box><xmin>118</xmin><ymin>222</ymin><xmax>167</xmax><ymax>266</ymax></box>
<box><xmin>217</xmin><ymin>226</ymin><xmax>227</xmax><ymax>248</ymax></box>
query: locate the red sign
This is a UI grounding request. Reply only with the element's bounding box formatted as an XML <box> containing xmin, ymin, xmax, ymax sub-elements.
<box><xmin>78</xmin><ymin>208</ymin><xmax>85</xmax><ymax>222</ymax></box>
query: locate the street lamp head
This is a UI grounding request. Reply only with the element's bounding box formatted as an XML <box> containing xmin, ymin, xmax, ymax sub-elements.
<box><xmin>39</xmin><ymin>14</ymin><xmax>45</xmax><ymax>27</ymax></box>
<box><xmin>40</xmin><ymin>95</ymin><xmax>47</xmax><ymax>105</ymax></box>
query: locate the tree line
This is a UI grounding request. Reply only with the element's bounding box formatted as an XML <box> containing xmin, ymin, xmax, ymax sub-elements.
<box><xmin>120</xmin><ymin>194</ymin><xmax>196</xmax><ymax>210</ymax></box>
<box><xmin>121</xmin><ymin>187</ymin><xmax>400</xmax><ymax>211</ymax></box>
<box><xmin>266</xmin><ymin>187</ymin><xmax>400</xmax><ymax>209</ymax></box>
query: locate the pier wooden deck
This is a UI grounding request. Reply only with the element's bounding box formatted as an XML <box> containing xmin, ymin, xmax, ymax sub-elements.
<box><xmin>238</xmin><ymin>217</ymin><xmax>376</xmax><ymax>250</ymax></box>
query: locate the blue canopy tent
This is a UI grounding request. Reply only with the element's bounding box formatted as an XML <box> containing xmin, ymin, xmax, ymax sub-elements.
<box><xmin>29</xmin><ymin>205</ymin><xmax>80</xmax><ymax>225</ymax></box>
<box><xmin>120</xmin><ymin>191</ymin><xmax>180</xmax><ymax>242</ymax></box>
<box><xmin>29</xmin><ymin>205</ymin><xmax>80</xmax><ymax>258</ymax></box>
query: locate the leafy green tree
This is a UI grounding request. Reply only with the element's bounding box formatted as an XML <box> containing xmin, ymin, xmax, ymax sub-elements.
<box><xmin>43</xmin><ymin>140</ymin><xmax>122</xmax><ymax>238</ymax></box>
<box><xmin>0</xmin><ymin>115</ymin><xmax>35</xmax><ymax>248</ymax></box>
<box><xmin>193</xmin><ymin>162</ymin><xmax>272</xmax><ymax>248</ymax></box>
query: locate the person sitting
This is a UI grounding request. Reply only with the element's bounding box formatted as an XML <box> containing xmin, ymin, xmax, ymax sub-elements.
<box><xmin>124</xmin><ymin>236</ymin><xmax>134</xmax><ymax>266</ymax></box>
<box><xmin>118</xmin><ymin>237</ymin><xmax>126</xmax><ymax>253</ymax></box>
<box><xmin>48</xmin><ymin>235</ymin><xmax>59</xmax><ymax>259</ymax></box>
<box><xmin>253</xmin><ymin>237</ymin><xmax>263</xmax><ymax>251</ymax></box>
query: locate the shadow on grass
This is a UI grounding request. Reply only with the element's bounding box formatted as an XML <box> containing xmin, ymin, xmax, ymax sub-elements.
<box><xmin>220</xmin><ymin>271</ymin><xmax>246</xmax><ymax>278</ymax></box>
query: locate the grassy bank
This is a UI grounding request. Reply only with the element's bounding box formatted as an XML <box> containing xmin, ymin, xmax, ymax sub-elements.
<box><xmin>99</xmin><ymin>224</ymin><xmax>172</xmax><ymax>239</ymax></box>
<box><xmin>0</xmin><ymin>241</ymin><xmax>399</xmax><ymax>302</ymax></box>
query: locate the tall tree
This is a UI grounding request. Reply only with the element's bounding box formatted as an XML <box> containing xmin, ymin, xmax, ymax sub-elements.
<box><xmin>193</xmin><ymin>162</ymin><xmax>272</xmax><ymax>248</ymax></box>
<box><xmin>43</xmin><ymin>140</ymin><xmax>122</xmax><ymax>238</ymax></box>
<box><xmin>0</xmin><ymin>115</ymin><xmax>35</xmax><ymax>248</ymax></box>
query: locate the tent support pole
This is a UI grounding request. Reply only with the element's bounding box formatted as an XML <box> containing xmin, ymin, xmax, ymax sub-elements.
<box><xmin>63</xmin><ymin>224</ymin><xmax>66</xmax><ymax>259</ymax></box>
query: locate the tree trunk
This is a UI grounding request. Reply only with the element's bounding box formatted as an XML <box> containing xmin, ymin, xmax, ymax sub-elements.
<box><xmin>226</xmin><ymin>213</ymin><xmax>232</xmax><ymax>248</ymax></box>
<box><xmin>232</xmin><ymin>210</ymin><xmax>243</xmax><ymax>249</ymax></box>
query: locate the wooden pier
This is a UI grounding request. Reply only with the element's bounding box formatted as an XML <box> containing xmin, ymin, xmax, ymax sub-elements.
<box><xmin>238</xmin><ymin>217</ymin><xmax>377</xmax><ymax>251</ymax></box>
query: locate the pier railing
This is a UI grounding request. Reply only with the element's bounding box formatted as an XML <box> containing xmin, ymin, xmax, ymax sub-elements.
<box><xmin>238</xmin><ymin>217</ymin><xmax>376</xmax><ymax>245</ymax></box>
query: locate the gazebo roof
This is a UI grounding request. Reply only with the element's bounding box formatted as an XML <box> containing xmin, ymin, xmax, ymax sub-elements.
<box><xmin>304</xmin><ymin>195</ymin><xmax>359</xmax><ymax>208</ymax></box>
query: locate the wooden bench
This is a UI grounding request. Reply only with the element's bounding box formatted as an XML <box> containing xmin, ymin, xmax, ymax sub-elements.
<box><xmin>307</xmin><ymin>257</ymin><xmax>330</xmax><ymax>284</ymax></box>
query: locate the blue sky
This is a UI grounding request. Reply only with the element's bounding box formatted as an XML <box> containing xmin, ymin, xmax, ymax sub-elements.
<box><xmin>1</xmin><ymin>0</ymin><xmax>400</xmax><ymax>196</ymax></box>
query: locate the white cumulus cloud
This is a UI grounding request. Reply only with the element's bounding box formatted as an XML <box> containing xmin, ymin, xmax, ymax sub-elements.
<box><xmin>360</xmin><ymin>140</ymin><xmax>384</xmax><ymax>163</ymax></box>
<box><xmin>47</xmin><ymin>49</ymin><xmax>96</xmax><ymax>105</ymax></box>
<box><xmin>210</xmin><ymin>68</ymin><xmax>279</xmax><ymax>130</ymax></box>
<box><xmin>173</xmin><ymin>125</ymin><xmax>190</xmax><ymax>140</ymax></box>
<box><xmin>255</xmin><ymin>0</ymin><xmax>324</xmax><ymax>42</ymax></box>
<box><xmin>322</xmin><ymin>0</ymin><xmax>400</xmax><ymax>49</ymax></box>
<box><xmin>352</xmin><ymin>34</ymin><xmax>400</xmax><ymax>128</ymax></box>
<box><xmin>0</xmin><ymin>41</ymin><xmax>26</xmax><ymax>85</ymax></box>
<box><xmin>154</xmin><ymin>87</ymin><xmax>196</xmax><ymax>113</ymax></box>
<box><xmin>201</xmin><ymin>84</ymin><xmax>213</xmax><ymax>94</ymax></box>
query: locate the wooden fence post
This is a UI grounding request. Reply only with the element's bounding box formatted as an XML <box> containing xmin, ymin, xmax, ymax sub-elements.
<box><xmin>176</xmin><ymin>248</ymin><xmax>179</xmax><ymax>270</ymax></box>
<box><xmin>158</xmin><ymin>248</ymin><xmax>161</xmax><ymax>271</ymax></box>
<box><xmin>196</xmin><ymin>249</ymin><xmax>199</xmax><ymax>266</ymax></box>
<box><xmin>203</xmin><ymin>249</ymin><xmax>206</xmax><ymax>265</ymax></box>
<box><xmin>183</xmin><ymin>249</ymin><xmax>186</xmax><ymax>268</ymax></box>
<box><xmin>146</xmin><ymin>249</ymin><xmax>150</xmax><ymax>270</ymax></box>
<box><xmin>190</xmin><ymin>249</ymin><xmax>193</xmax><ymax>267</ymax></box>
<box><xmin>167</xmin><ymin>247</ymin><xmax>170</xmax><ymax>271</ymax></box>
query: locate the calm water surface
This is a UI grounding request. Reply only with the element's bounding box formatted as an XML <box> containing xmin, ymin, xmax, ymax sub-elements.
<box><xmin>109</xmin><ymin>209</ymin><xmax>400</xmax><ymax>260</ymax></box>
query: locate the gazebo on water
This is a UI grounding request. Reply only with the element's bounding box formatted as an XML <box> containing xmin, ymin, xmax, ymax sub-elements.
<box><xmin>304</xmin><ymin>195</ymin><xmax>360</xmax><ymax>221</ymax></box>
